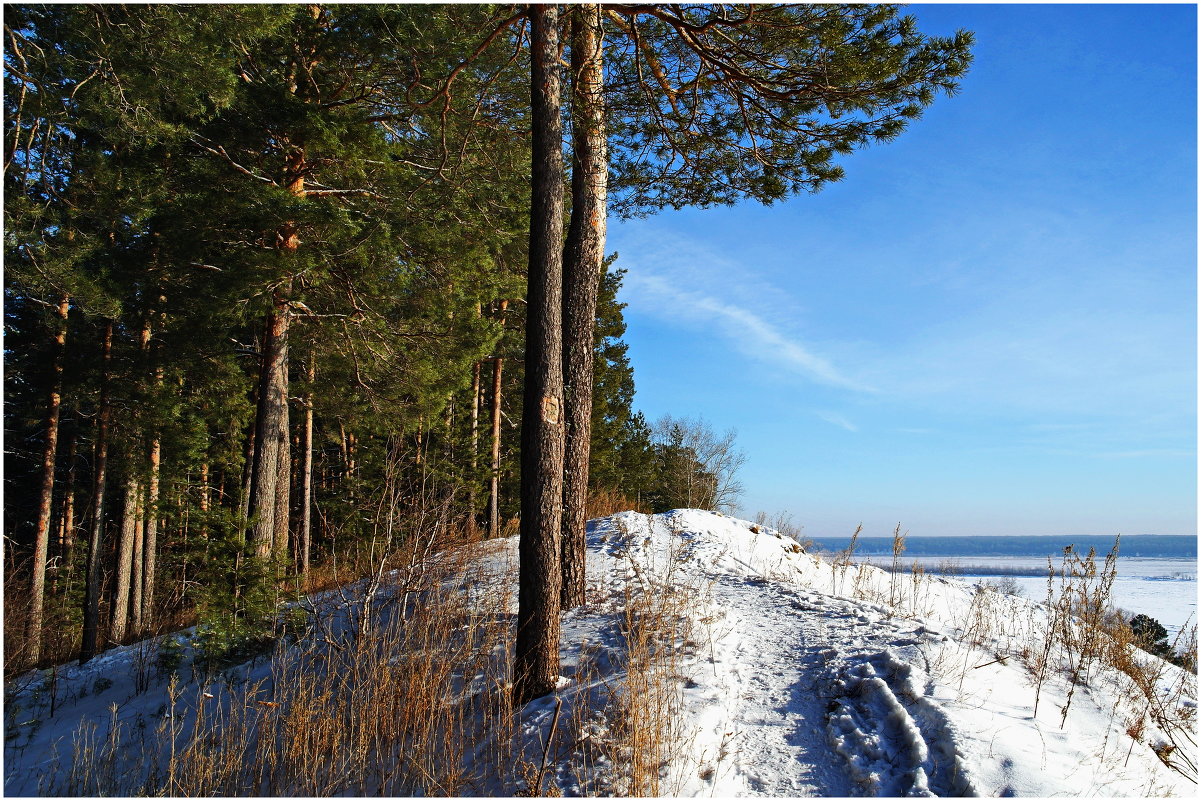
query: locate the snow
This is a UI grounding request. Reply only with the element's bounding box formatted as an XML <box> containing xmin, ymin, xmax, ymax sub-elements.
<box><xmin>5</xmin><ymin>509</ymin><xmax>1197</xmax><ymax>796</ymax></box>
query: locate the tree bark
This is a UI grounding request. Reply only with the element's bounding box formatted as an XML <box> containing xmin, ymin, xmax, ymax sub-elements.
<box><xmin>300</xmin><ymin>353</ymin><xmax>314</xmax><ymax>574</ymax></box>
<box><xmin>247</xmin><ymin>292</ymin><xmax>291</xmax><ymax>560</ymax></box>
<box><xmin>112</xmin><ymin>475</ymin><xmax>140</xmax><ymax>644</ymax></box>
<box><xmin>488</xmin><ymin>301</ymin><xmax>508</xmax><ymax>538</ymax></box>
<box><xmin>28</xmin><ymin>292</ymin><xmax>69</xmax><ymax>667</ymax></box>
<box><xmin>81</xmin><ymin>320</ymin><xmax>114</xmax><ymax>663</ymax></box>
<box><xmin>141</xmin><ymin>299</ymin><xmax>164</xmax><ymax>632</ymax></box>
<box><xmin>560</xmin><ymin>3</ymin><xmax>608</xmax><ymax>610</ymax></box>
<box><xmin>248</xmin><ymin>136</ymin><xmax>304</xmax><ymax>562</ymax></box>
<box><xmin>515</xmin><ymin>3</ymin><xmax>566</xmax><ymax>706</ymax></box>
<box><xmin>142</xmin><ymin>434</ymin><xmax>160</xmax><ymax>631</ymax></box>
<box><xmin>273</xmin><ymin>388</ymin><xmax>291</xmax><ymax>560</ymax></box>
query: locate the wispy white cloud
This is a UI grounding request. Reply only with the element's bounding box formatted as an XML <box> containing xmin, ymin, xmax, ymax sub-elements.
<box><xmin>625</xmin><ymin>270</ymin><xmax>873</xmax><ymax>393</ymax></box>
<box><xmin>816</xmin><ymin>411</ymin><xmax>859</xmax><ymax>432</ymax></box>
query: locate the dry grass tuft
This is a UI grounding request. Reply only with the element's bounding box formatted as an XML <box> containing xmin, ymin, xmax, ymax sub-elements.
<box><xmin>42</xmin><ymin>524</ymin><xmax>520</xmax><ymax>796</ymax></box>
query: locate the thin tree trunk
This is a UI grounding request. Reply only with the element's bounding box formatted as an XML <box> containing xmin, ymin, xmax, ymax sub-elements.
<box><xmin>273</xmin><ymin>395</ymin><xmax>291</xmax><ymax>560</ymax></box>
<box><xmin>487</xmin><ymin>296</ymin><xmax>506</xmax><ymax>538</ymax></box>
<box><xmin>515</xmin><ymin>3</ymin><xmax>566</xmax><ymax>705</ymax></box>
<box><xmin>131</xmin><ymin>494</ymin><xmax>144</xmax><ymax>637</ymax></box>
<box><xmin>300</xmin><ymin>353</ymin><xmax>314</xmax><ymax>574</ymax></box>
<box><xmin>488</xmin><ymin>354</ymin><xmax>505</xmax><ymax>538</ymax></box>
<box><xmin>471</xmin><ymin>306</ymin><xmax>482</xmax><ymax>460</ymax></box>
<box><xmin>28</xmin><ymin>293</ymin><xmax>69</xmax><ymax>666</ymax></box>
<box><xmin>141</xmin><ymin>299</ymin><xmax>164</xmax><ymax>632</ymax></box>
<box><xmin>560</xmin><ymin>3</ymin><xmax>608</xmax><ymax>610</ymax></box>
<box><xmin>239</xmin><ymin>417</ymin><xmax>255</xmax><ymax>528</ymax></box>
<box><xmin>199</xmin><ymin>462</ymin><xmax>210</xmax><ymax>514</ymax></box>
<box><xmin>339</xmin><ymin>422</ymin><xmax>350</xmax><ymax>477</ymax></box>
<box><xmin>81</xmin><ymin>320</ymin><xmax>114</xmax><ymax>663</ymax></box>
<box><xmin>56</xmin><ymin>431</ymin><xmax>79</xmax><ymax>594</ymax></box>
<box><xmin>142</xmin><ymin>436</ymin><xmax>160</xmax><ymax>631</ymax></box>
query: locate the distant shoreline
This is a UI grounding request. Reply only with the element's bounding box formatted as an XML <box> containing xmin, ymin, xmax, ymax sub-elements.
<box><xmin>807</xmin><ymin>534</ymin><xmax>1196</xmax><ymax>560</ymax></box>
<box><xmin>854</xmin><ymin>557</ymin><xmax>1197</xmax><ymax>580</ymax></box>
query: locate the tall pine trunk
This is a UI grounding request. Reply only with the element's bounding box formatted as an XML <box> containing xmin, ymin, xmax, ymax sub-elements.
<box><xmin>112</xmin><ymin>475</ymin><xmax>140</xmax><ymax>643</ymax></box>
<box><xmin>81</xmin><ymin>321</ymin><xmax>113</xmax><ymax>664</ymax></box>
<box><xmin>28</xmin><ymin>292</ymin><xmax>69</xmax><ymax>667</ymax></box>
<box><xmin>248</xmin><ymin>297</ymin><xmax>291</xmax><ymax>560</ymax></box>
<box><xmin>560</xmin><ymin>3</ymin><xmax>608</xmax><ymax>610</ymax></box>
<box><xmin>488</xmin><ymin>301</ymin><xmax>508</xmax><ymax>538</ymax></box>
<box><xmin>515</xmin><ymin>3</ymin><xmax>566</xmax><ymax>705</ymax></box>
<box><xmin>247</xmin><ymin>139</ymin><xmax>304</xmax><ymax>562</ymax></box>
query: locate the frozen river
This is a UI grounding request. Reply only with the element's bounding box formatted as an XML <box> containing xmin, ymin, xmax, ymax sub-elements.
<box><xmin>861</xmin><ymin>555</ymin><xmax>1197</xmax><ymax>639</ymax></box>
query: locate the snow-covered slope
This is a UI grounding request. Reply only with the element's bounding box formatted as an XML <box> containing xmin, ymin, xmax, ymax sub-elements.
<box><xmin>557</xmin><ymin>510</ymin><xmax>1196</xmax><ymax>797</ymax></box>
<box><xmin>5</xmin><ymin>510</ymin><xmax>1196</xmax><ymax>796</ymax></box>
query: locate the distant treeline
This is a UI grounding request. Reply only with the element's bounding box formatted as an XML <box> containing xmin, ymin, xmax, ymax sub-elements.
<box><xmin>809</xmin><ymin>535</ymin><xmax>1197</xmax><ymax>560</ymax></box>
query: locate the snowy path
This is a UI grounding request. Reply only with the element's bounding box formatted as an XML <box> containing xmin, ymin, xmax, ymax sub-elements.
<box><xmin>706</xmin><ymin>573</ymin><xmax>855</xmax><ymax>796</ymax></box>
<box><xmin>670</xmin><ymin>509</ymin><xmax>980</xmax><ymax>797</ymax></box>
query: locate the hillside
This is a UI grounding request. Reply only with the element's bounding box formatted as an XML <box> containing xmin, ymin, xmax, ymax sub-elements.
<box><xmin>5</xmin><ymin>510</ymin><xmax>1196</xmax><ymax>796</ymax></box>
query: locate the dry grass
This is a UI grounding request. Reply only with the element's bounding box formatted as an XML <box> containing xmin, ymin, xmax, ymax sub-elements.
<box><xmin>934</xmin><ymin>536</ymin><xmax>1197</xmax><ymax>783</ymax></box>
<box><xmin>825</xmin><ymin>529</ymin><xmax>1196</xmax><ymax>786</ymax></box>
<box><xmin>28</xmin><ymin>510</ymin><xmax>700</xmax><ymax>797</ymax></box>
<box><xmin>587</xmin><ymin>487</ymin><xmax>652</xmax><ymax>520</ymax></box>
<box><xmin>831</xmin><ymin>524</ymin><xmax>862</xmax><ymax>597</ymax></box>
<box><xmin>752</xmin><ymin>510</ymin><xmax>813</xmax><ymax>551</ymax></box>
<box><xmin>42</xmin><ymin>527</ymin><xmax>520</xmax><ymax>796</ymax></box>
<box><xmin>555</xmin><ymin>513</ymin><xmax>700</xmax><ymax>796</ymax></box>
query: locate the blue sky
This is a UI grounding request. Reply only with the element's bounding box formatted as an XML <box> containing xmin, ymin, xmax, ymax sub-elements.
<box><xmin>609</xmin><ymin>3</ymin><xmax>1197</xmax><ymax>538</ymax></box>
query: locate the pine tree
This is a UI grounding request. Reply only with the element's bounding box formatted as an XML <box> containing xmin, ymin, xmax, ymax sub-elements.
<box><xmin>560</xmin><ymin>4</ymin><xmax>609</xmax><ymax>610</ymax></box>
<box><xmin>515</xmin><ymin>3</ymin><xmax>567</xmax><ymax>704</ymax></box>
<box><xmin>555</xmin><ymin>1</ymin><xmax>973</xmax><ymax>605</ymax></box>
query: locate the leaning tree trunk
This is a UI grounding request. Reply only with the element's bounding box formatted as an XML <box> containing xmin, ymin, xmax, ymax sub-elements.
<box><xmin>81</xmin><ymin>320</ymin><xmax>114</xmax><ymax>664</ymax></box>
<box><xmin>488</xmin><ymin>301</ymin><xmax>508</xmax><ymax>538</ymax></box>
<box><xmin>515</xmin><ymin>3</ymin><xmax>566</xmax><ymax>706</ymax></box>
<box><xmin>28</xmin><ymin>292</ymin><xmax>69</xmax><ymax>667</ymax></box>
<box><xmin>560</xmin><ymin>3</ymin><xmax>608</xmax><ymax>610</ymax></box>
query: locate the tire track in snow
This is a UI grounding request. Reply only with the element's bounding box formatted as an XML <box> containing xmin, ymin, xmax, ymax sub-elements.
<box><xmin>828</xmin><ymin>648</ymin><xmax>978</xmax><ymax>796</ymax></box>
<box><xmin>700</xmin><ymin>563</ymin><xmax>975</xmax><ymax>797</ymax></box>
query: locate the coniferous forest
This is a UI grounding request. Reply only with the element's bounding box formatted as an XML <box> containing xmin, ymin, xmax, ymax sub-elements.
<box><xmin>4</xmin><ymin>4</ymin><xmax>973</xmax><ymax>696</ymax></box>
